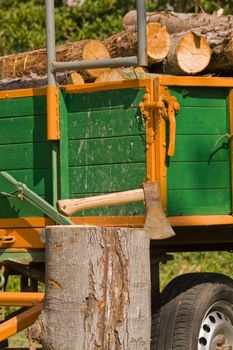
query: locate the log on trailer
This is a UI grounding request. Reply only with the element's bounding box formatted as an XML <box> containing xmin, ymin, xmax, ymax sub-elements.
<box><xmin>103</xmin><ymin>23</ymin><xmax>170</xmax><ymax>64</ymax></box>
<box><xmin>160</xmin><ymin>25</ymin><xmax>233</xmax><ymax>75</ymax></box>
<box><xmin>29</xmin><ymin>226</ymin><xmax>151</xmax><ymax>350</ymax></box>
<box><xmin>123</xmin><ymin>10</ymin><xmax>233</xmax><ymax>33</ymax></box>
<box><xmin>95</xmin><ymin>67</ymin><xmax>149</xmax><ymax>83</ymax></box>
<box><xmin>163</xmin><ymin>31</ymin><xmax>211</xmax><ymax>75</ymax></box>
<box><xmin>0</xmin><ymin>39</ymin><xmax>110</xmax><ymax>81</ymax></box>
<box><xmin>191</xmin><ymin>25</ymin><xmax>233</xmax><ymax>72</ymax></box>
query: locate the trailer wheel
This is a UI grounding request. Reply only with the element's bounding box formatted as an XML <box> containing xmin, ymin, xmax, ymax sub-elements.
<box><xmin>151</xmin><ymin>272</ymin><xmax>233</xmax><ymax>350</ymax></box>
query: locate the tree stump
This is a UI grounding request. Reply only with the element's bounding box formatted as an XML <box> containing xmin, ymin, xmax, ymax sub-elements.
<box><xmin>30</xmin><ymin>226</ymin><xmax>151</xmax><ymax>350</ymax></box>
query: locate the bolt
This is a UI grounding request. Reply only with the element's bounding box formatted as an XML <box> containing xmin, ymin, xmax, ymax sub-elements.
<box><xmin>173</xmin><ymin>101</ymin><xmax>180</xmax><ymax>111</ymax></box>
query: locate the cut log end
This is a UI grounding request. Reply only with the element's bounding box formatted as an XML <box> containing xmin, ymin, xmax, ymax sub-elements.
<box><xmin>177</xmin><ymin>32</ymin><xmax>211</xmax><ymax>74</ymax></box>
<box><xmin>164</xmin><ymin>31</ymin><xmax>211</xmax><ymax>75</ymax></box>
<box><xmin>147</xmin><ymin>23</ymin><xmax>170</xmax><ymax>63</ymax></box>
<box><xmin>67</xmin><ymin>71</ymin><xmax>85</xmax><ymax>85</ymax></box>
<box><xmin>95</xmin><ymin>67</ymin><xmax>149</xmax><ymax>83</ymax></box>
<box><xmin>83</xmin><ymin>39</ymin><xmax>110</xmax><ymax>78</ymax></box>
<box><xmin>104</xmin><ymin>23</ymin><xmax>170</xmax><ymax>65</ymax></box>
<box><xmin>95</xmin><ymin>69</ymin><xmax>125</xmax><ymax>83</ymax></box>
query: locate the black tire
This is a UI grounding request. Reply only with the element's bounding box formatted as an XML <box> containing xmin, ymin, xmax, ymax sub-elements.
<box><xmin>151</xmin><ymin>272</ymin><xmax>233</xmax><ymax>350</ymax></box>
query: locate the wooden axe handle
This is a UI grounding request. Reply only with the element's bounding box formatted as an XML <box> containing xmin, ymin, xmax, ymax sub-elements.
<box><xmin>57</xmin><ymin>189</ymin><xmax>144</xmax><ymax>216</ymax></box>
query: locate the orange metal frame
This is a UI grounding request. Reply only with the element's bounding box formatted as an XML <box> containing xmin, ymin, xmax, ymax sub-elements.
<box><xmin>0</xmin><ymin>292</ymin><xmax>44</xmax><ymax>306</ymax></box>
<box><xmin>47</xmin><ymin>85</ymin><xmax>60</xmax><ymax>140</ymax></box>
<box><xmin>0</xmin><ymin>292</ymin><xmax>43</xmax><ymax>342</ymax></box>
<box><xmin>0</xmin><ymin>303</ymin><xmax>43</xmax><ymax>342</ymax></box>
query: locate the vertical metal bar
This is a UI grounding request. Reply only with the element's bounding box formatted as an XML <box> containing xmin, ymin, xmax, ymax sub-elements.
<box><xmin>137</xmin><ymin>0</ymin><xmax>148</xmax><ymax>66</ymax></box>
<box><xmin>45</xmin><ymin>0</ymin><xmax>59</xmax><ymax>205</ymax></box>
<box><xmin>52</xmin><ymin>143</ymin><xmax>58</xmax><ymax>205</ymax></box>
<box><xmin>46</xmin><ymin>0</ymin><xmax>56</xmax><ymax>86</ymax></box>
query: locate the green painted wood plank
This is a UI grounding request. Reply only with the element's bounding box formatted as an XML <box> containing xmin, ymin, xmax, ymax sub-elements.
<box><xmin>67</xmin><ymin>88</ymin><xmax>145</xmax><ymax>113</ymax></box>
<box><xmin>59</xmin><ymin>91</ymin><xmax>69</xmax><ymax>199</ymax></box>
<box><xmin>169</xmin><ymin>87</ymin><xmax>228</xmax><ymax>107</ymax></box>
<box><xmin>170</xmin><ymin>135</ymin><xmax>230</xmax><ymax>162</ymax></box>
<box><xmin>69</xmin><ymin>163</ymin><xmax>146</xmax><ymax>194</ymax></box>
<box><xmin>0</xmin><ymin>195</ymin><xmax>52</xmax><ymax>218</ymax></box>
<box><xmin>168</xmin><ymin>162</ymin><xmax>231</xmax><ymax>190</ymax></box>
<box><xmin>0</xmin><ymin>169</ymin><xmax>52</xmax><ymax>196</ymax></box>
<box><xmin>68</xmin><ymin>136</ymin><xmax>146</xmax><ymax>166</ymax></box>
<box><xmin>68</xmin><ymin>108</ymin><xmax>145</xmax><ymax>140</ymax></box>
<box><xmin>0</xmin><ymin>115</ymin><xmax>47</xmax><ymax>145</ymax></box>
<box><xmin>167</xmin><ymin>189</ymin><xmax>231</xmax><ymax>215</ymax></box>
<box><xmin>0</xmin><ymin>143</ymin><xmax>52</xmax><ymax>170</ymax></box>
<box><xmin>0</xmin><ymin>96</ymin><xmax>46</xmax><ymax>118</ymax></box>
<box><xmin>175</xmin><ymin>107</ymin><xmax>228</xmax><ymax>135</ymax></box>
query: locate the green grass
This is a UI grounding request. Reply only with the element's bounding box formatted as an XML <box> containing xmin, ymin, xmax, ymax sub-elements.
<box><xmin>160</xmin><ymin>251</ymin><xmax>233</xmax><ymax>290</ymax></box>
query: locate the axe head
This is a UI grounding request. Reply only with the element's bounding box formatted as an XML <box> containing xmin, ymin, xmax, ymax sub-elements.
<box><xmin>142</xmin><ymin>182</ymin><xmax>175</xmax><ymax>240</ymax></box>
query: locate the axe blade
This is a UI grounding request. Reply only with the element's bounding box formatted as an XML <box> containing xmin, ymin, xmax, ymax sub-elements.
<box><xmin>142</xmin><ymin>182</ymin><xmax>175</xmax><ymax>240</ymax></box>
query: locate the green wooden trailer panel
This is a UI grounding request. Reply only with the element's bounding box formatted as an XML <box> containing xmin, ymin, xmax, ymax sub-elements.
<box><xmin>0</xmin><ymin>85</ymin><xmax>232</xmax><ymax>220</ymax></box>
<box><xmin>0</xmin><ymin>95</ymin><xmax>52</xmax><ymax>218</ymax></box>
<box><xmin>167</xmin><ymin>87</ymin><xmax>232</xmax><ymax>216</ymax></box>
<box><xmin>63</xmin><ymin>87</ymin><xmax>147</xmax><ymax>216</ymax></box>
<box><xmin>0</xmin><ymin>88</ymin><xmax>147</xmax><ymax>219</ymax></box>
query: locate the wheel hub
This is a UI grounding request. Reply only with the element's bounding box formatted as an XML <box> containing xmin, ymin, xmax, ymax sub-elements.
<box><xmin>198</xmin><ymin>301</ymin><xmax>233</xmax><ymax>350</ymax></box>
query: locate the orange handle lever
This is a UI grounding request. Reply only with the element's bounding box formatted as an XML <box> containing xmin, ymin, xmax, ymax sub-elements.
<box><xmin>167</xmin><ymin>104</ymin><xmax>177</xmax><ymax>157</ymax></box>
<box><xmin>163</xmin><ymin>96</ymin><xmax>180</xmax><ymax>157</ymax></box>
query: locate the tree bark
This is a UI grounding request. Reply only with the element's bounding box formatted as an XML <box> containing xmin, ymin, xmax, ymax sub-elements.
<box><xmin>0</xmin><ymin>74</ymin><xmax>69</xmax><ymax>90</ymax></box>
<box><xmin>163</xmin><ymin>31</ymin><xmax>211</xmax><ymax>75</ymax></box>
<box><xmin>123</xmin><ymin>10</ymin><xmax>233</xmax><ymax>34</ymax></box>
<box><xmin>0</xmin><ymin>39</ymin><xmax>110</xmax><ymax>81</ymax></box>
<box><xmin>103</xmin><ymin>23</ymin><xmax>170</xmax><ymax>64</ymax></box>
<box><xmin>192</xmin><ymin>25</ymin><xmax>233</xmax><ymax>72</ymax></box>
<box><xmin>29</xmin><ymin>226</ymin><xmax>151</xmax><ymax>350</ymax></box>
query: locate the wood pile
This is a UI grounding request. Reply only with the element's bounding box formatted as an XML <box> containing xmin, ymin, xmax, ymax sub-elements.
<box><xmin>1</xmin><ymin>10</ymin><xmax>233</xmax><ymax>89</ymax></box>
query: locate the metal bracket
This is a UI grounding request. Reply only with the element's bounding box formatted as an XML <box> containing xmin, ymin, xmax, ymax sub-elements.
<box><xmin>161</xmin><ymin>89</ymin><xmax>180</xmax><ymax>157</ymax></box>
<box><xmin>46</xmin><ymin>0</ymin><xmax>148</xmax><ymax>79</ymax></box>
<box><xmin>139</xmin><ymin>89</ymin><xmax>180</xmax><ymax>157</ymax></box>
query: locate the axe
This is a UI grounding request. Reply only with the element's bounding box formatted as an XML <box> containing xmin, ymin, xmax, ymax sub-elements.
<box><xmin>57</xmin><ymin>182</ymin><xmax>175</xmax><ymax>240</ymax></box>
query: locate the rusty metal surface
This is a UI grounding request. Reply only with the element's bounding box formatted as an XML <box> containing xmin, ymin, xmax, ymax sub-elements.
<box><xmin>143</xmin><ymin>182</ymin><xmax>175</xmax><ymax>239</ymax></box>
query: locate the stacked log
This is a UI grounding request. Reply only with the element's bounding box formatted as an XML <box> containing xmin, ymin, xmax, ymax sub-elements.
<box><xmin>103</xmin><ymin>23</ymin><xmax>170</xmax><ymax>65</ymax></box>
<box><xmin>123</xmin><ymin>10</ymin><xmax>233</xmax><ymax>33</ymax></box>
<box><xmin>163</xmin><ymin>31</ymin><xmax>211</xmax><ymax>75</ymax></box>
<box><xmin>0</xmin><ymin>10</ymin><xmax>233</xmax><ymax>89</ymax></box>
<box><xmin>0</xmin><ymin>39</ymin><xmax>110</xmax><ymax>82</ymax></box>
<box><xmin>95</xmin><ymin>67</ymin><xmax>149</xmax><ymax>83</ymax></box>
<box><xmin>123</xmin><ymin>10</ymin><xmax>233</xmax><ymax>76</ymax></box>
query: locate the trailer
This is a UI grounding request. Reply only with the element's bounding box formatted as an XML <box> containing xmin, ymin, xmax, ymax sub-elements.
<box><xmin>1</xmin><ymin>1</ymin><xmax>233</xmax><ymax>349</ymax></box>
